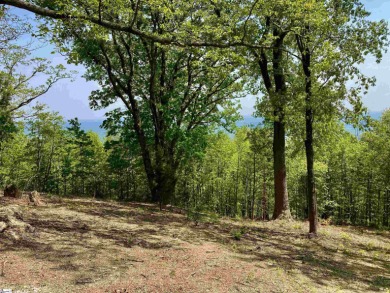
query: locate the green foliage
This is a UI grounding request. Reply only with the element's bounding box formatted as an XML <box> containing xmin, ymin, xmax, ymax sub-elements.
<box><xmin>0</xmin><ymin>0</ymin><xmax>389</xmax><ymax>231</ymax></box>
<box><xmin>176</xmin><ymin>126</ymin><xmax>273</xmax><ymax>220</ymax></box>
<box><xmin>0</xmin><ymin>7</ymin><xmax>71</xmax><ymax>145</ymax></box>
<box><xmin>231</xmin><ymin>227</ymin><xmax>246</xmax><ymax>241</ymax></box>
<box><xmin>44</xmin><ymin>3</ymin><xmax>245</xmax><ymax>203</ymax></box>
<box><xmin>287</xmin><ymin>113</ymin><xmax>390</xmax><ymax>228</ymax></box>
<box><xmin>372</xmin><ymin>276</ymin><xmax>390</xmax><ymax>289</ymax></box>
<box><xmin>186</xmin><ymin>208</ymin><xmax>203</xmax><ymax>224</ymax></box>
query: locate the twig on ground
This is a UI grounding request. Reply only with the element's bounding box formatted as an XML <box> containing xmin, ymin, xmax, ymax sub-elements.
<box><xmin>128</xmin><ymin>258</ymin><xmax>144</xmax><ymax>263</ymax></box>
<box><xmin>236</xmin><ymin>281</ymin><xmax>256</xmax><ymax>288</ymax></box>
<box><xmin>1</xmin><ymin>260</ymin><xmax>7</xmax><ymax>276</ymax></box>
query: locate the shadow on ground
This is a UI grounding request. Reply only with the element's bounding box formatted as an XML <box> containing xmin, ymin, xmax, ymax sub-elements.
<box><xmin>0</xmin><ymin>197</ymin><xmax>389</xmax><ymax>292</ymax></box>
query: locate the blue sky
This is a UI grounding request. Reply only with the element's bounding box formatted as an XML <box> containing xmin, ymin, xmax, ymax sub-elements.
<box><xmin>11</xmin><ymin>0</ymin><xmax>390</xmax><ymax>120</ymax></box>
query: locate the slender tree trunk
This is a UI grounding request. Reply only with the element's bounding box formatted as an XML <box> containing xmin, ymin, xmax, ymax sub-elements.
<box><xmin>64</xmin><ymin>177</ymin><xmax>66</xmax><ymax>196</ymax></box>
<box><xmin>349</xmin><ymin>189</ymin><xmax>353</xmax><ymax>223</ymax></box>
<box><xmin>304</xmin><ymin>90</ymin><xmax>317</xmax><ymax>234</ymax></box>
<box><xmin>43</xmin><ymin>141</ymin><xmax>55</xmax><ymax>191</ymax></box>
<box><xmin>367</xmin><ymin>173</ymin><xmax>372</xmax><ymax>225</ymax></box>
<box><xmin>262</xmin><ymin>166</ymin><xmax>268</xmax><ymax>220</ymax></box>
<box><xmin>384</xmin><ymin>190</ymin><xmax>389</xmax><ymax>227</ymax></box>
<box><xmin>235</xmin><ymin>155</ymin><xmax>240</xmax><ymax>217</ymax></box>
<box><xmin>252</xmin><ymin>152</ymin><xmax>256</xmax><ymax>220</ymax></box>
<box><xmin>305</xmin><ymin>112</ymin><xmax>317</xmax><ymax>234</ymax></box>
<box><xmin>377</xmin><ymin>190</ymin><xmax>381</xmax><ymax>227</ymax></box>
<box><xmin>297</xmin><ymin>32</ymin><xmax>318</xmax><ymax>235</ymax></box>
<box><xmin>132</xmin><ymin>166</ymin><xmax>136</xmax><ymax>199</ymax></box>
<box><xmin>245</xmin><ymin>166</ymin><xmax>249</xmax><ymax>218</ymax></box>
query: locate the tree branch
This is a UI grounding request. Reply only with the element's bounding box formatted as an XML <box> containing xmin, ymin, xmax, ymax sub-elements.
<box><xmin>0</xmin><ymin>0</ymin><xmax>269</xmax><ymax>49</ymax></box>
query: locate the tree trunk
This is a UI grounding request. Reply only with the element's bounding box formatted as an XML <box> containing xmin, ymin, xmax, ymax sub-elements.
<box><xmin>262</xmin><ymin>166</ymin><xmax>268</xmax><ymax>220</ymax></box>
<box><xmin>384</xmin><ymin>190</ymin><xmax>389</xmax><ymax>227</ymax></box>
<box><xmin>272</xmin><ymin>117</ymin><xmax>291</xmax><ymax>219</ymax></box>
<box><xmin>296</xmin><ymin>32</ymin><xmax>318</xmax><ymax>235</ymax></box>
<box><xmin>244</xmin><ymin>166</ymin><xmax>249</xmax><ymax>218</ymax></box>
<box><xmin>152</xmin><ymin>143</ymin><xmax>178</xmax><ymax>207</ymax></box>
<box><xmin>304</xmin><ymin>80</ymin><xmax>318</xmax><ymax>234</ymax></box>
<box><xmin>256</xmin><ymin>25</ymin><xmax>291</xmax><ymax>220</ymax></box>
<box><xmin>252</xmin><ymin>152</ymin><xmax>256</xmax><ymax>220</ymax></box>
<box><xmin>305</xmin><ymin>110</ymin><xmax>317</xmax><ymax>235</ymax></box>
<box><xmin>377</xmin><ymin>190</ymin><xmax>381</xmax><ymax>227</ymax></box>
<box><xmin>297</xmin><ymin>32</ymin><xmax>318</xmax><ymax>235</ymax></box>
<box><xmin>272</xmin><ymin>31</ymin><xmax>291</xmax><ymax>219</ymax></box>
<box><xmin>64</xmin><ymin>177</ymin><xmax>67</xmax><ymax>196</ymax></box>
<box><xmin>155</xmin><ymin>164</ymin><xmax>177</xmax><ymax>207</ymax></box>
<box><xmin>234</xmin><ymin>155</ymin><xmax>240</xmax><ymax>217</ymax></box>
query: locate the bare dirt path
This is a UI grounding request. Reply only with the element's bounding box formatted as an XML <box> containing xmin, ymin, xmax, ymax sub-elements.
<box><xmin>0</xmin><ymin>196</ymin><xmax>389</xmax><ymax>292</ymax></box>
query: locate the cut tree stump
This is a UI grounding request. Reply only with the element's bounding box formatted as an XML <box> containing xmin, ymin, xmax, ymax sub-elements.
<box><xmin>29</xmin><ymin>191</ymin><xmax>42</xmax><ymax>206</ymax></box>
<box><xmin>4</xmin><ymin>185</ymin><xmax>21</xmax><ymax>198</ymax></box>
<box><xmin>0</xmin><ymin>206</ymin><xmax>35</xmax><ymax>241</ymax></box>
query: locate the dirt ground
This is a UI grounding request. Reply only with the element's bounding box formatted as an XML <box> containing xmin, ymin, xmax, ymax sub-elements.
<box><xmin>0</xmin><ymin>195</ymin><xmax>389</xmax><ymax>293</ymax></box>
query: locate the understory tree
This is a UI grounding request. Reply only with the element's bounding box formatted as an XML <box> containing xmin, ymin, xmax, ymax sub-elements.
<box><xmin>0</xmin><ymin>7</ymin><xmax>69</xmax><ymax>187</ymax></box>
<box><xmin>293</xmin><ymin>0</ymin><xmax>388</xmax><ymax>234</ymax></box>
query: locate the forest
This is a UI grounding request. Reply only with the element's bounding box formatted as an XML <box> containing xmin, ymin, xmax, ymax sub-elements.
<box><xmin>0</xmin><ymin>0</ymin><xmax>389</xmax><ymax>292</ymax></box>
<box><xmin>1</xmin><ymin>108</ymin><xmax>390</xmax><ymax>229</ymax></box>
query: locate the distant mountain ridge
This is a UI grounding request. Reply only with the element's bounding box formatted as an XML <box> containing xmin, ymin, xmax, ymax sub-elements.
<box><xmin>72</xmin><ymin>111</ymin><xmax>383</xmax><ymax>138</ymax></box>
<box><xmin>64</xmin><ymin>119</ymin><xmax>106</xmax><ymax>138</ymax></box>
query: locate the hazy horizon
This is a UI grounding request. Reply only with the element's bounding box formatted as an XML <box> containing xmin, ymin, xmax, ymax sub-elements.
<box><xmin>63</xmin><ymin>111</ymin><xmax>384</xmax><ymax>139</ymax></box>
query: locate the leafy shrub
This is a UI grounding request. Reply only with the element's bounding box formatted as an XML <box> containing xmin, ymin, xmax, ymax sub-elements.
<box><xmin>231</xmin><ymin>227</ymin><xmax>246</xmax><ymax>240</ymax></box>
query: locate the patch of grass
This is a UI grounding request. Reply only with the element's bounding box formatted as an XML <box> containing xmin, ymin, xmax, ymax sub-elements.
<box><xmin>187</xmin><ymin>208</ymin><xmax>219</xmax><ymax>224</ymax></box>
<box><xmin>231</xmin><ymin>242</ymin><xmax>238</xmax><ymax>251</ymax></box>
<box><xmin>298</xmin><ymin>252</ymin><xmax>314</xmax><ymax>263</ymax></box>
<box><xmin>383</xmin><ymin>260</ymin><xmax>390</xmax><ymax>271</ymax></box>
<box><xmin>245</xmin><ymin>271</ymin><xmax>256</xmax><ymax>283</ymax></box>
<box><xmin>319</xmin><ymin>229</ymin><xmax>330</xmax><ymax>237</ymax></box>
<box><xmin>292</xmin><ymin>222</ymin><xmax>302</xmax><ymax>230</ymax></box>
<box><xmin>365</xmin><ymin>241</ymin><xmax>376</xmax><ymax>251</ymax></box>
<box><xmin>207</xmin><ymin>212</ymin><xmax>220</xmax><ymax>224</ymax></box>
<box><xmin>230</xmin><ymin>227</ymin><xmax>246</xmax><ymax>240</ymax></box>
<box><xmin>372</xmin><ymin>276</ymin><xmax>390</xmax><ymax>289</ymax></box>
<box><xmin>342</xmin><ymin>248</ymin><xmax>353</xmax><ymax>256</ymax></box>
<box><xmin>340</xmin><ymin>232</ymin><xmax>352</xmax><ymax>241</ymax></box>
<box><xmin>231</xmin><ymin>229</ymin><xmax>242</xmax><ymax>240</ymax></box>
<box><xmin>297</xmin><ymin>251</ymin><xmax>355</xmax><ymax>279</ymax></box>
<box><xmin>320</xmin><ymin>261</ymin><xmax>355</xmax><ymax>279</ymax></box>
<box><xmin>372</xmin><ymin>251</ymin><xmax>381</xmax><ymax>259</ymax></box>
<box><xmin>126</xmin><ymin>235</ymin><xmax>134</xmax><ymax>247</ymax></box>
<box><xmin>357</xmin><ymin>249</ymin><xmax>367</xmax><ymax>257</ymax></box>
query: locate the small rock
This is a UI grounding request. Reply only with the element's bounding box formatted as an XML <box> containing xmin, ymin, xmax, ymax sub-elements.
<box><xmin>5</xmin><ymin>230</ymin><xmax>20</xmax><ymax>241</ymax></box>
<box><xmin>0</xmin><ymin>221</ymin><xmax>7</xmax><ymax>232</ymax></box>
